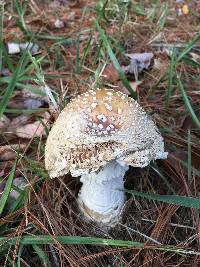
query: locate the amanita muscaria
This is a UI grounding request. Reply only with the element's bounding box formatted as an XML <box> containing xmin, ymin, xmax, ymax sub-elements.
<box><xmin>45</xmin><ymin>88</ymin><xmax>167</xmax><ymax>225</ymax></box>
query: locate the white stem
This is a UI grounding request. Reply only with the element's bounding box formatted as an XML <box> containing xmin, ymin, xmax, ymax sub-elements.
<box><xmin>78</xmin><ymin>161</ymin><xmax>128</xmax><ymax>225</ymax></box>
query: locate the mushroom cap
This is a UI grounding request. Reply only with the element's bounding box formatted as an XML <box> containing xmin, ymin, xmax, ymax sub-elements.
<box><xmin>45</xmin><ymin>88</ymin><xmax>167</xmax><ymax>178</ymax></box>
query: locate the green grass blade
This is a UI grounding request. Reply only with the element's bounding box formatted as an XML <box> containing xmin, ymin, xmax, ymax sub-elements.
<box><xmin>79</xmin><ymin>33</ymin><xmax>93</xmax><ymax>72</ymax></box>
<box><xmin>19</xmin><ymin>54</ymin><xmax>44</xmax><ymax>78</ymax></box>
<box><xmin>2</xmin><ymin>44</ymin><xmax>15</xmax><ymax>72</ymax></box>
<box><xmin>23</xmin><ymin>157</ymin><xmax>48</xmax><ymax>178</ymax></box>
<box><xmin>15</xmin><ymin>0</ymin><xmax>31</xmax><ymax>38</ymax></box>
<box><xmin>150</xmin><ymin>163</ymin><xmax>175</xmax><ymax>194</ymax></box>
<box><xmin>10</xmin><ymin>188</ymin><xmax>28</xmax><ymax>213</ymax></box>
<box><xmin>177</xmin><ymin>75</ymin><xmax>200</xmax><ymax>129</ymax></box>
<box><xmin>4</xmin><ymin>108</ymin><xmax>48</xmax><ymax>114</ymax></box>
<box><xmin>32</xmin><ymin>245</ymin><xmax>51</xmax><ymax>267</ymax></box>
<box><xmin>175</xmin><ymin>32</ymin><xmax>200</xmax><ymax>64</ymax></box>
<box><xmin>183</xmin><ymin>55</ymin><xmax>200</xmax><ymax>68</ymax></box>
<box><xmin>17</xmin><ymin>245</ymin><xmax>24</xmax><ymax>267</ymax></box>
<box><xmin>175</xmin><ymin>157</ymin><xmax>200</xmax><ymax>177</ymax></box>
<box><xmin>147</xmin><ymin>2</ymin><xmax>158</xmax><ymax>21</ymax></box>
<box><xmin>187</xmin><ymin>130</ymin><xmax>192</xmax><ymax>183</ymax></box>
<box><xmin>157</xmin><ymin>2</ymin><xmax>168</xmax><ymax>30</ymax></box>
<box><xmin>95</xmin><ymin>21</ymin><xmax>137</xmax><ymax>99</ymax></box>
<box><xmin>133</xmin><ymin>4</ymin><xmax>147</xmax><ymax>16</ymax></box>
<box><xmin>0</xmin><ymin>235</ymin><xmax>143</xmax><ymax>248</ymax></box>
<box><xmin>165</xmin><ymin>48</ymin><xmax>176</xmax><ymax>106</ymax></box>
<box><xmin>0</xmin><ymin>52</ymin><xmax>28</xmax><ymax>117</ymax></box>
<box><xmin>0</xmin><ymin>160</ymin><xmax>17</xmax><ymax>216</ymax></box>
<box><xmin>0</xmin><ymin>1</ymin><xmax>4</xmax><ymax>72</ymax></box>
<box><xmin>75</xmin><ymin>35</ymin><xmax>81</xmax><ymax>73</ymax></box>
<box><xmin>159</xmin><ymin>33</ymin><xmax>200</xmax><ymax>96</ymax></box>
<box><xmin>0</xmin><ymin>75</ymin><xmax>36</xmax><ymax>84</ymax></box>
<box><xmin>0</xmin><ymin>235</ymin><xmax>199</xmax><ymax>256</ymax></box>
<box><xmin>124</xmin><ymin>189</ymin><xmax>200</xmax><ymax>209</ymax></box>
<box><xmin>14</xmin><ymin>83</ymin><xmax>46</xmax><ymax>96</ymax></box>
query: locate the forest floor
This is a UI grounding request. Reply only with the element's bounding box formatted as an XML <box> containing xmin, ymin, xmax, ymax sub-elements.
<box><xmin>0</xmin><ymin>0</ymin><xmax>200</xmax><ymax>266</ymax></box>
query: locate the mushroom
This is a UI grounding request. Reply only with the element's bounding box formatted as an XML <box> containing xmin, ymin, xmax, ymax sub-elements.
<box><xmin>45</xmin><ymin>88</ymin><xmax>167</xmax><ymax>225</ymax></box>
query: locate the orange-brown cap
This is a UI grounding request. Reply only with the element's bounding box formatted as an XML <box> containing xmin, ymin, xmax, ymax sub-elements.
<box><xmin>45</xmin><ymin>88</ymin><xmax>167</xmax><ymax>178</ymax></box>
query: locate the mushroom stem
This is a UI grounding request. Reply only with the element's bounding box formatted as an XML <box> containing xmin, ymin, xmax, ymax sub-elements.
<box><xmin>78</xmin><ymin>161</ymin><xmax>128</xmax><ymax>225</ymax></box>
